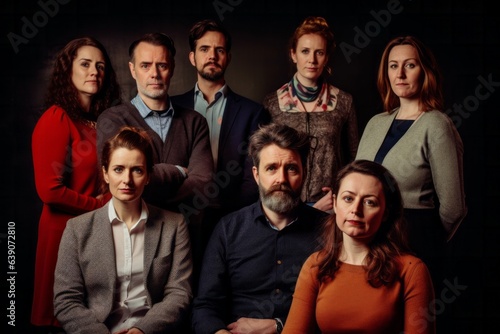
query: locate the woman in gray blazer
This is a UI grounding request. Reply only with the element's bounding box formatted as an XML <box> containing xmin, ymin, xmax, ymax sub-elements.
<box><xmin>54</xmin><ymin>127</ymin><xmax>192</xmax><ymax>334</ymax></box>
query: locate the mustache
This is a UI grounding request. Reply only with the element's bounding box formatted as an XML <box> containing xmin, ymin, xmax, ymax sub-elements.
<box><xmin>266</xmin><ymin>184</ymin><xmax>294</xmax><ymax>195</ymax></box>
<box><xmin>204</xmin><ymin>62</ymin><xmax>221</xmax><ymax>68</ymax></box>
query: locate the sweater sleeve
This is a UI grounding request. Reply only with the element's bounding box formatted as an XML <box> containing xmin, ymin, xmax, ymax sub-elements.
<box><xmin>427</xmin><ymin>115</ymin><xmax>467</xmax><ymax>240</ymax></box>
<box><xmin>32</xmin><ymin>107</ymin><xmax>103</xmax><ymax>215</ymax></box>
<box><xmin>403</xmin><ymin>258</ymin><xmax>436</xmax><ymax>334</ymax></box>
<box><xmin>282</xmin><ymin>255</ymin><xmax>319</xmax><ymax>334</ymax></box>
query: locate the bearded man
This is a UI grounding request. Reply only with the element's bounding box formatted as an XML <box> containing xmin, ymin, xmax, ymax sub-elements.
<box><xmin>192</xmin><ymin>123</ymin><xmax>328</xmax><ymax>334</ymax></box>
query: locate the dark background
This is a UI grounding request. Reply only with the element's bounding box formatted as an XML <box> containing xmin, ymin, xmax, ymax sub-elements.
<box><xmin>2</xmin><ymin>0</ymin><xmax>499</xmax><ymax>333</ymax></box>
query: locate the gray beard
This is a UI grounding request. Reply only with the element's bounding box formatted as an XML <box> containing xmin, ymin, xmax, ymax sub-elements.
<box><xmin>260</xmin><ymin>184</ymin><xmax>301</xmax><ymax>214</ymax></box>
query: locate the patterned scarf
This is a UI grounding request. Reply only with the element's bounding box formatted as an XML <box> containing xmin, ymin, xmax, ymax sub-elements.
<box><xmin>291</xmin><ymin>74</ymin><xmax>323</xmax><ymax>102</ymax></box>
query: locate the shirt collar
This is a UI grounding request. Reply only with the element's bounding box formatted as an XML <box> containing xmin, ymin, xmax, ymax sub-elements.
<box><xmin>131</xmin><ymin>94</ymin><xmax>174</xmax><ymax>119</ymax></box>
<box><xmin>108</xmin><ymin>198</ymin><xmax>149</xmax><ymax>229</ymax></box>
<box><xmin>194</xmin><ymin>82</ymin><xmax>228</xmax><ymax>102</ymax></box>
<box><xmin>255</xmin><ymin>200</ymin><xmax>299</xmax><ymax>230</ymax></box>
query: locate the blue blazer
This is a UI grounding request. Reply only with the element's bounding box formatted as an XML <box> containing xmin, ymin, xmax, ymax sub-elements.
<box><xmin>172</xmin><ymin>88</ymin><xmax>271</xmax><ymax>214</ymax></box>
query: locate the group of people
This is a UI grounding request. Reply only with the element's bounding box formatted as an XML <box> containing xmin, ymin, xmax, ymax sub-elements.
<box><xmin>30</xmin><ymin>14</ymin><xmax>466</xmax><ymax>334</ymax></box>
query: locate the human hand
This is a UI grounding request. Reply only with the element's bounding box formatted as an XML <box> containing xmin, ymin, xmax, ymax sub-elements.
<box><xmin>215</xmin><ymin>330</ymin><xmax>232</xmax><ymax>334</ymax></box>
<box><xmin>227</xmin><ymin>317</ymin><xmax>276</xmax><ymax>334</ymax></box>
<box><xmin>313</xmin><ymin>187</ymin><xmax>333</xmax><ymax>213</ymax></box>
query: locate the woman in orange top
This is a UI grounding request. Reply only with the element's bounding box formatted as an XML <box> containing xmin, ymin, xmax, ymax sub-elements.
<box><xmin>283</xmin><ymin>160</ymin><xmax>435</xmax><ymax>334</ymax></box>
<box><xmin>31</xmin><ymin>36</ymin><xmax>120</xmax><ymax>332</ymax></box>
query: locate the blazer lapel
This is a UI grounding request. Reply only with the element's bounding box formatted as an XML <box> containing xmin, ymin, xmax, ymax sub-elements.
<box><xmin>93</xmin><ymin>205</ymin><xmax>117</xmax><ymax>288</ymax></box>
<box><xmin>143</xmin><ymin>205</ymin><xmax>163</xmax><ymax>279</ymax></box>
<box><xmin>219</xmin><ymin>90</ymin><xmax>240</xmax><ymax>157</ymax></box>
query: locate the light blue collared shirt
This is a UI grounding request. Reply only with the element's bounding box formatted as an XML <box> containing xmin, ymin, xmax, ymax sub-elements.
<box><xmin>193</xmin><ymin>84</ymin><xmax>228</xmax><ymax>168</ymax></box>
<box><xmin>131</xmin><ymin>95</ymin><xmax>174</xmax><ymax>142</ymax></box>
<box><xmin>131</xmin><ymin>95</ymin><xmax>186</xmax><ymax>178</ymax></box>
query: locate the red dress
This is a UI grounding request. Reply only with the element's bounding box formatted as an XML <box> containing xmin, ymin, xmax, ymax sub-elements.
<box><xmin>31</xmin><ymin>106</ymin><xmax>106</xmax><ymax>326</ymax></box>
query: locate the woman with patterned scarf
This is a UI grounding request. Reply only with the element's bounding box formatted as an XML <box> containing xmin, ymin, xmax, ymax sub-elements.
<box><xmin>263</xmin><ymin>16</ymin><xmax>359</xmax><ymax>212</ymax></box>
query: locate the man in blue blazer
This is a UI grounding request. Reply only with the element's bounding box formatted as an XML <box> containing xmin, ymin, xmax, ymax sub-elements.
<box><xmin>172</xmin><ymin>19</ymin><xmax>270</xmax><ymax>252</ymax></box>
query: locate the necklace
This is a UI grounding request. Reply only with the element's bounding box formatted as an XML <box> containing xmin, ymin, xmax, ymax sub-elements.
<box><xmin>79</xmin><ymin>118</ymin><xmax>97</xmax><ymax>129</ymax></box>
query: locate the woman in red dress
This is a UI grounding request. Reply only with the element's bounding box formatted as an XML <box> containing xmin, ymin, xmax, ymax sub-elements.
<box><xmin>31</xmin><ymin>36</ymin><xmax>120</xmax><ymax>332</ymax></box>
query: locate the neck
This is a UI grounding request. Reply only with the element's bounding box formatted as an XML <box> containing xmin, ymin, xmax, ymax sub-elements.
<box><xmin>340</xmin><ymin>235</ymin><xmax>369</xmax><ymax>265</ymax></box>
<box><xmin>140</xmin><ymin>93</ymin><xmax>169</xmax><ymax>111</ymax></box>
<box><xmin>197</xmin><ymin>77</ymin><xmax>225</xmax><ymax>104</ymax></box>
<box><xmin>396</xmin><ymin>99</ymin><xmax>422</xmax><ymax>119</ymax></box>
<box><xmin>113</xmin><ymin>198</ymin><xmax>142</xmax><ymax>230</ymax></box>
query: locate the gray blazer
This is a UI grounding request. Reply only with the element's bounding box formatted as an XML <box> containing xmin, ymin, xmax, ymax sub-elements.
<box><xmin>54</xmin><ymin>202</ymin><xmax>193</xmax><ymax>334</ymax></box>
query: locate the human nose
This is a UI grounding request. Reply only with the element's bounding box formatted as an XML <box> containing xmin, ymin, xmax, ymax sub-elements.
<box><xmin>274</xmin><ymin>168</ymin><xmax>287</xmax><ymax>184</ymax></box>
<box><xmin>122</xmin><ymin>171</ymin><xmax>132</xmax><ymax>185</ymax></box>
<box><xmin>396</xmin><ymin>66</ymin><xmax>405</xmax><ymax>78</ymax></box>
<box><xmin>208</xmin><ymin>48</ymin><xmax>216</xmax><ymax>60</ymax></box>
<box><xmin>350</xmin><ymin>199</ymin><xmax>363</xmax><ymax>217</ymax></box>
<box><xmin>150</xmin><ymin>65</ymin><xmax>160</xmax><ymax>78</ymax></box>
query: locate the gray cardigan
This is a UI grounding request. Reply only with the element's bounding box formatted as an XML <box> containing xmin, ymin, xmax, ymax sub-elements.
<box><xmin>356</xmin><ymin>109</ymin><xmax>467</xmax><ymax>239</ymax></box>
<box><xmin>53</xmin><ymin>202</ymin><xmax>193</xmax><ymax>334</ymax></box>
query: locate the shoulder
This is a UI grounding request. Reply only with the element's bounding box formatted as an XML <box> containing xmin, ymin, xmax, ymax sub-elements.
<box><xmin>397</xmin><ymin>254</ymin><xmax>431</xmax><ymax>277</ymax></box>
<box><xmin>36</xmin><ymin>105</ymin><xmax>71</xmax><ymax>124</ymax></box>
<box><xmin>420</xmin><ymin>109</ymin><xmax>456</xmax><ymax>127</ymax></box>
<box><xmin>299</xmin><ymin>203</ymin><xmax>329</xmax><ymax>221</ymax></box>
<box><xmin>66</xmin><ymin>206</ymin><xmax>107</xmax><ymax>232</ymax></box>
<box><xmin>228</xmin><ymin>89</ymin><xmax>264</xmax><ymax>109</ymax></box>
<box><xmin>172</xmin><ymin>103</ymin><xmax>205</xmax><ymax>121</ymax></box>
<box><xmin>170</xmin><ymin>89</ymin><xmax>194</xmax><ymax>105</ymax></box>
<box><xmin>98</xmin><ymin>102</ymin><xmax>136</xmax><ymax>120</ymax></box>
<box><xmin>147</xmin><ymin>203</ymin><xmax>185</xmax><ymax>224</ymax></box>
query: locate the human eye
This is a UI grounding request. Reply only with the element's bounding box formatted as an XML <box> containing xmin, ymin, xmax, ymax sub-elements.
<box><xmin>80</xmin><ymin>61</ymin><xmax>90</xmax><ymax>68</ymax></box>
<box><xmin>342</xmin><ymin>195</ymin><xmax>353</xmax><ymax>203</ymax></box>
<box><xmin>301</xmin><ymin>48</ymin><xmax>309</xmax><ymax>54</ymax></box>
<box><xmin>140</xmin><ymin>63</ymin><xmax>150</xmax><ymax>69</ymax></box>
<box><xmin>405</xmin><ymin>62</ymin><xmax>416</xmax><ymax>69</ymax></box>
<box><xmin>286</xmin><ymin>165</ymin><xmax>299</xmax><ymax>174</ymax></box>
<box><xmin>200</xmin><ymin>46</ymin><xmax>208</xmax><ymax>52</ymax></box>
<box><xmin>96</xmin><ymin>63</ymin><xmax>106</xmax><ymax>71</ymax></box>
<box><xmin>389</xmin><ymin>63</ymin><xmax>397</xmax><ymax>69</ymax></box>
<box><xmin>265</xmin><ymin>165</ymin><xmax>276</xmax><ymax>172</ymax></box>
<box><xmin>364</xmin><ymin>198</ymin><xmax>378</xmax><ymax>207</ymax></box>
<box><xmin>316</xmin><ymin>50</ymin><xmax>325</xmax><ymax>56</ymax></box>
<box><xmin>133</xmin><ymin>167</ymin><xmax>144</xmax><ymax>174</ymax></box>
<box><xmin>113</xmin><ymin>166</ymin><xmax>123</xmax><ymax>173</ymax></box>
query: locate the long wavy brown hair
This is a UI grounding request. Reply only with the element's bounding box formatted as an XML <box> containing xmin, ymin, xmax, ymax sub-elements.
<box><xmin>316</xmin><ymin>160</ymin><xmax>410</xmax><ymax>287</ymax></box>
<box><xmin>45</xmin><ymin>36</ymin><xmax>121</xmax><ymax>122</ymax></box>
<box><xmin>377</xmin><ymin>35</ymin><xmax>444</xmax><ymax>113</ymax></box>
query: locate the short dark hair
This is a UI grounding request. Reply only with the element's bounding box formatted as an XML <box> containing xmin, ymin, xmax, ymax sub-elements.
<box><xmin>188</xmin><ymin>19</ymin><xmax>232</xmax><ymax>53</ymax></box>
<box><xmin>128</xmin><ymin>32</ymin><xmax>176</xmax><ymax>66</ymax></box>
<box><xmin>248</xmin><ymin>123</ymin><xmax>310</xmax><ymax>172</ymax></box>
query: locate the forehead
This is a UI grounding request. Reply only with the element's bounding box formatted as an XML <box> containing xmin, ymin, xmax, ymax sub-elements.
<box><xmin>109</xmin><ymin>147</ymin><xmax>146</xmax><ymax>163</ymax></box>
<box><xmin>196</xmin><ymin>31</ymin><xmax>226</xmax><ymax>47</ymax></box>
<box><xmin>339</xmin><ymin>172</ymin><xmax>384</xmax><ymax>196</ymax></box>
<box><xmin>75</xmin><ymin>45</ymin><xmax>104</xmax><ymax>61</ymax></box>
<box><xmin>388</xmin><ymin>44</ymin><xmax>418</xmax><ymax>61</ymax></box>
<box><xmin>134</xmin><ymin>42</ymin><xmax>170</xmax><ymax>61</ymax></box>
<box><xmin>258</xmin><ymin>144</ymin><xmax>301</xmax><ymax>165</ymax></box>
<box><xmin>296</xmin><ymin>33</ymin><xmax>326</xmax><ymax>48</ymax></box>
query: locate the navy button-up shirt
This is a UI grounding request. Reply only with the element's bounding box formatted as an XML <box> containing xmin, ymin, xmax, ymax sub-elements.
<box><xmin>192</xmin><ymin>201</ymin><xmax>328</xmax><ymax>334</ymax></box>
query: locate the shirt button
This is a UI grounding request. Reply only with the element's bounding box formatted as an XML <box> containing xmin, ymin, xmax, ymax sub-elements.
<box><xmin>277</xmin><ymin>260</ymin><xmax>282</xmax><ymax>265</ymax></box>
